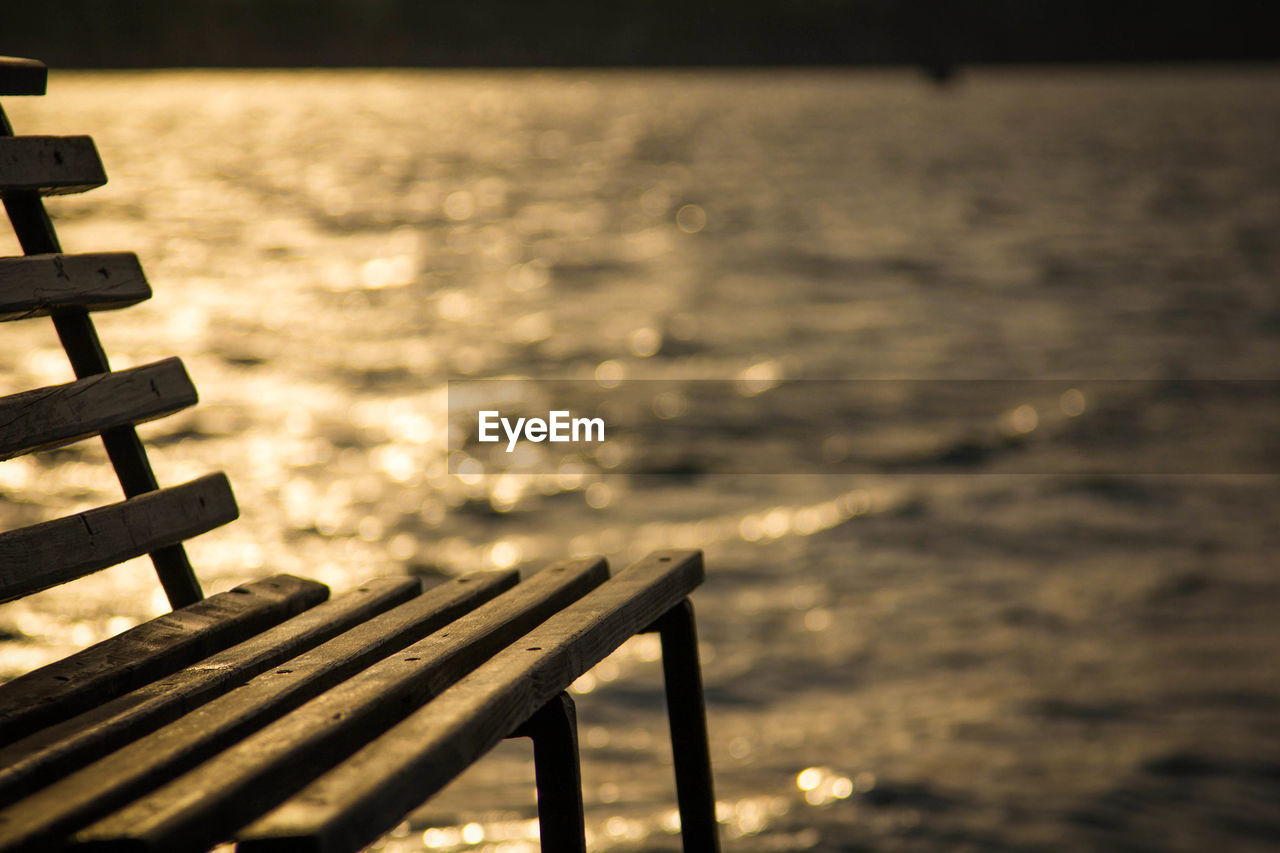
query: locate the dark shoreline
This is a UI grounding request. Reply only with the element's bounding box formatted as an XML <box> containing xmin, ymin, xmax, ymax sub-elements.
<box><xmin>2</xmin><ymin>1</ymin><xmax>1275</xmax><ymax>70</ymax></box>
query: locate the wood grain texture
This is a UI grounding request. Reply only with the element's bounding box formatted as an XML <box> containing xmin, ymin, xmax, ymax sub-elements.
<box><xmin>0</xmin><ymin>253</ymin><xmax>149</xmax><ymax>321</ymax></box>
<box><xmin>0</xmin><ymin>57</ymin><xmax>46</xmax><ymax>96</ymax></box>
<box><xmin>0</xmin><ymin>136</ymin><xmax>106</xmax><ymax>196</ymax></box>
<box><xmin>73</xmin><ymin>558</ymin><xmax>610</xmax><ymax>853</ymax></box>
<box><xmin>0</xmin><ymin>358</ymin><xmax>197</xmax><ymax>461</ymax></box>
<box><xmin>0</xmin><ymin>571</ymin><xmax>518</xmax><ymax>853</ymax></box>
<box><xmin>0</xmin><ymin>577</ymin><xmax>421</xmax><ymax>806</ymax></box>
<box><xmin>0</xmin><ymin>574</ymin><xmax>327</xmax><ymax>747</ymax></box>
<box><xmin>0</xmin><ymin>473</ymin><xmax>239</xmax><ymax>604</ymax></box>
<box><xmin>234</xmin><ymin>550</ymin><xmax>702</xmax><ymax>853</ymax></box>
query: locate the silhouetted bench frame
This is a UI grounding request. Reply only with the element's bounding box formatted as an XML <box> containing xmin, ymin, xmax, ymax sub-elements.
<box><xmin>0</xmin><ymin>57</ymin><xmax>719</xmax><ymax>852</ymax></box>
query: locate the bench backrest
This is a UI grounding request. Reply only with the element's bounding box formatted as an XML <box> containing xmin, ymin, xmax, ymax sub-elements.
<box><xmin>0</xmin><ymin>57</ymin><xmax>232</xmax><ymax>608</ymax></box>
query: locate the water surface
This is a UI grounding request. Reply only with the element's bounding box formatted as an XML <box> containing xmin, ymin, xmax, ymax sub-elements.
<box><xmin>2</xmin><ymin>68</ymin><xmax>1279</xmax><ymax>851</ymax></box>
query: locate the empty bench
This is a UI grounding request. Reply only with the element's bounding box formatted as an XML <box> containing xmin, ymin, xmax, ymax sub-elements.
<box><xmin>0</xmin><ymin>56</ymin><xmax>720</xmax><ymax>852</ymax></box>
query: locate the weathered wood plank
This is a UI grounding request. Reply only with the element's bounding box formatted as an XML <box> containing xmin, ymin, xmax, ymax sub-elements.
<box><xmin>71</xmin><ymin>558</ymin><xmax>610</xmax><ymax>853</ymax></box>
<box><xmin>0</xmin><ymin>570</ymin><xmax>520</xmax><ymax>853</ymax></box>
<box><xmin>0</xmin><ymin>57</ymin><xmax>46</xmax><ymax>97</ymax></box>
<box><xmin>0</xmin><ymin>576</ymin><xmax>421</xmax><ymax>806</ymax></box>
<box><xmin>0</xmin><ymin>136</ymin><xmax>106</xmax><ymax>196</ymax></box>
<box><xmin>232</xmin><ymin>551</ymin><xmax>701</xmax><ymax>853</ymax></box>
<box><xmin>0</xmin><ymin>473</ymin><xmax>240</xmax><ymax>604</ymax></box>
<box><xmin>0</xmin><ymin>574</ymin><xmax>327</xmax><ymax>747</ymax></box>
<box><xmin>0</xmin><ymin>358</ymin><xmax>197</xmax><ymax>461</ymax></box>
<box><xmin>0</xmin><ymin>253</ymin><xmax>150</xmax><ymax>321</ymax></box>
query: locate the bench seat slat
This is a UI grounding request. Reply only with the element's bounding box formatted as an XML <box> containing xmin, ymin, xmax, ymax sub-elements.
<box><xmin>0</xmin><ymin>253</ymin><xmax>150</xmax><ymax>321</ymax></box>
<box><xmin>0</xmin><ymin>136</ymin><xmax>106</xmax><ymax>196</ymax></box>
<box><xmin>0</xmin><ymin>473</ymin><xmax>240</xmax><ymax>604</ymax></box>
<box><xmin>0</xmin><ymin>57</ymin><xmax>47</xmax><ymax>97</ymax></box>
<box><xmin>0</xmin><ymin>570</ymin><xmax>520</xmax><ymax>852</ymax></box>
<box><xmin>0</xmin><ymin>358</ymin><xmax>197</xmax><ymax>461</ymax></box>
<box><xmin>0</xmin><ymin>576</ymin><xmax>422</xmax><ymax>806</ymax></box>
<box><xmin>233</xmin><ymin>550</ymin><xmax>702</xmax><ymax>853</ymax></box>
<box><xmin>0</xmin><ymin>574</ymin><xmax>327</xmax><ymax>747</ymax></box>
<box><xmin>72</xmin><ymin>558</ymin><xmax>610</xmax><ymax>853</ymax></box>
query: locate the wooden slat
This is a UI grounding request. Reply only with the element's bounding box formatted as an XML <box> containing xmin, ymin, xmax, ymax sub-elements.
<box><xmin>0</xmin><ymin>570</ymin><xmax>520</xmax><ymax>853</ymax></box>
<box><xmin>0</xmin><ymin>574</ymin><xmax>327</xmax><ymax>747</ymax></box>
<box><xmin>0</xmin><ymin>253</ymin><xmax>150</xmax><ymax>321</ymax></box>
<box><xmin>0</xmin><ymin>576</ymin><xmax>421</xmax><ymax>806</ymax></box>
<box><xmin>232</xmin><ymin>550</ymin><xmax>701</xmax><ymax>853</ymax></box>
<box><xmin>0</xmin><ymin>57</ymin><xmax>46</xmax><ymax>97</ymax></box>
<box><xmin>0</xmin><ymin>136</ymin><xmax>106</xmax><ymax>196</ymax></box>
<box><xmin>71</xmin><ymin>558</ymin><xmax>610</xmax><ymax>853</ymax></box>
<box><xmin>0</xmin><ymin>473</ymin><xmax>239</xmax><ymax>604</ymax></box>
<box><xmin>0</xmin><ymin>358</ymin><xmax>197</xmax><ymax>461</ymax></box>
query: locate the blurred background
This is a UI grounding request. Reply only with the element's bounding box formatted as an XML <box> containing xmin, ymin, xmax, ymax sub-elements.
<box><xmin>1</xmin><ymin>4</ymin><xmax>1279</xmax><ymax>851</ymax></box>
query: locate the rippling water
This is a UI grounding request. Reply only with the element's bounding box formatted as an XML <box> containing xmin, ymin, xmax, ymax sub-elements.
<box><xmin>2</xmin><ymin>68</ymin><xmax>1280</xmax><ymax>851</ymax></box>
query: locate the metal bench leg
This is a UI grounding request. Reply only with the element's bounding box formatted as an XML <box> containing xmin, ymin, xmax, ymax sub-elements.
<box><xmin>651</xmin><ymin>598</ymin><xmax>721</xmax><ymax>853</ymax></box>
<box><xmin>511</xmin><ymin>692</ymin><xmax>586</xmax><ymax>853</ymax></box>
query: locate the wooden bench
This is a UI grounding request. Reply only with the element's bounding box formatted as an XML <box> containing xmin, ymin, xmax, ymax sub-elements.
<box><xmin>0</xmin><ymin>56</ymin><xmax>720</xmax><ymax>853</ymax></box>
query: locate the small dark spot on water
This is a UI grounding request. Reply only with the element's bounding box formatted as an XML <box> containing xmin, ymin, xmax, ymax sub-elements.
<box><xmin>451</xmin><ymin>498</ymin><xmax>505</xmax><ymax>518</ymax></box>
<box><xmin>935</xmin><ymin>649</ymin><xmax>985</xmax><ymax>670</ymax></box>
<box><xmin>1142</xmin><ymin>752</ymin><xmax>1218</xmax><ymax>778</ymax></box>
<box><xmin>860</xmin><ymin>780</ymin><xmax>953</xmax><ymax>811</ymax></box>
<box><xmin>934</xmin><ymin>440</ymin><xmax>994</xmax><ymax>467</ymax></box>
<box><xmin>343</xmin><ymin>366</ymin><xmax>415</xmax><ymax>389</ymax></box>
<box><xmin>1146</xmin><ymin>571</ymin><xmax>1210</xmax><ymax>603</ymax></box>
<box><xmin>638</xmin><ymin>455</ymin><xmax>706</xmax><ymax>480</ymax></box>
<box><xmin>1168</xmin><ymin>689</ymin><xmax>1276</xmax><ymax>712</ymax></box>
<box><xmin>220</xmin><ymin>353</ymin><xmax>266</xmax><ymax>368</ymax></box>
<box><xmin>1067</xmin><ymin>476</ymin><xmax>1159</xmax><ymax>504</ymax></box>
<box><xmin>1030</xmin><ymin>698</ymin><xmax>1137</xmax><ymax>722</ymax></box>
<box><xmin>1068</xmin><ymin>805</ymin><xmax>1126</xmax><ymax>830</ymax></box>
<box><xmin>1040</xmin><ymin>254</ymin><xmax>1089</xmax><ymax>287</ymax></box>
<box><xmin>146</xmin><ymin>426</ymin><xmax>211</xmax><ymax>448</ymax></box>
<box><xmin>1214</xmin><ymin>813</ymin><xmax>1280</xmax><ymax>845</ymax></box>
<box><xmin>886</xmin><ymin>497</ymin><xmax>928</xmax><ymax>519</ymax></box>
<box><xmin>999</xmin><ymin>605</ymin><xmax>1065</xmax><ymax>630</ymax></box>
<box><xmin>548</xmin><ymin>260</ymin><xmax>631</xmax><ymax>285</ymax></box>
